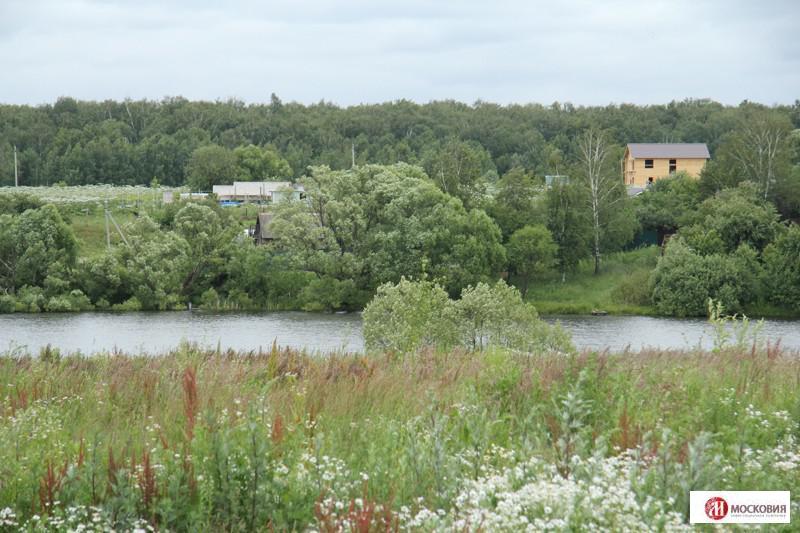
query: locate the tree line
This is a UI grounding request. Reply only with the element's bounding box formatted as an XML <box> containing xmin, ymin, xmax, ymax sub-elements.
<box><xmin>1</xmin><ymin>97</ymin><xmax>798</xmax><ymax>191</ymax></box>
<box><xmin>0</xmin><ymin>97</ymin><xmax>798</xmax><ymax>316</ymax></box>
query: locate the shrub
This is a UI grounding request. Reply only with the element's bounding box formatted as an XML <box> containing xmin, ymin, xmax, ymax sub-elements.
<box><xmin>650</xmin><ymin>238</ymin><xmax>761</xmax><ymax>316</ymax></box>
<box><xmin>0</xmin><ymin>294</ymin><xmax>15</xmax><ymax>313</ymax></box>
<box><xmin>111</xmin><ymin>296</ymin><xmax>142</xmax><ymax>311</ymax></box>
<box><xmin>362</xmin><ymin>277</ymin><xmax>457</xmax><ymax>353</ymax></box>
<box><xmin>363</xmin><ymin>278</ymin><xmax>573</xmax><ymax>354</ymax></box>
<box><xmin>299</xmin><ymin>276</ymin><xmax>358</xmax><ymax>312</ymax></box>
<box><xmin>610</xmin><ymin>269</ymin><xmax>652</xmax><ymax>306</ymax></box>
<box><xmin>199</xmin><ymin>287</ymin><xmax>221</xmax><ymax>310</ymax></box>
<box><xmin>45</xmin><ymin>295</ymin><xmax>74</xmax><ymax>312</ymax></box>
<box><xmin>16</xmin><ymin>285</ymin><xmax>45</xmax><ymax>312</ymax></box>
<box><xmin>763</xmin><ymin>223</ymin><xmax>800</xmax><ymax>311</ymax></box>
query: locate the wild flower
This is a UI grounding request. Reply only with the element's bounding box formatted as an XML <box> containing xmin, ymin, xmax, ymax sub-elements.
<box><xmin>406</xmin><ymin>452</ymin><xmax>689</xmax><ymax>532</ymax></box>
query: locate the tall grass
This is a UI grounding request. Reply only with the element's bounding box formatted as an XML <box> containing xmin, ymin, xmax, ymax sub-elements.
<box><xmin>0</xmin><ymin>343</ymin><xmax>798</xmax><ymax>530</ymax></box>
<box><xmin>526</xmin><ymin>247</ymin><xmax>660</xmax><ymax>315</ymax></box>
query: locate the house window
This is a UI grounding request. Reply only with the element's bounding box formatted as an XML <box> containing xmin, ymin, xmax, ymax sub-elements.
<box><xmin>669</xmin><ymin>159</ymin><xmax>677</xmax><ymax>173</ymax></box>
<box><xmin>644</xmin><ymin>159</ymin><xmax>654</xmax><ymax>169</ymax></box>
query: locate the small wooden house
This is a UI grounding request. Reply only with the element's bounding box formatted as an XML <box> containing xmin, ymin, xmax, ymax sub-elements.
<box><xmin>622</xmin><ymin>143</ymin><xmax>710</xmax><ymax>186</ymax></box>
<box><xmin>253</xmin><ymin>213</ymin><xmax>276</xmax><ymax>245</ymax></box>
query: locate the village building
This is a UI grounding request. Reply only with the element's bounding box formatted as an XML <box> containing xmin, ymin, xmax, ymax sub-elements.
<box><xmin>622</xmin><ymin>143</ymin><xmax>710</xmax><ymax>187</ymax></box>
<box><xmin>212</xmin><ymin>181</ymin><xmax>305</xmax><ymax>203</ymax></box>
<box><xmin>253</xmin><ymin>212</ymin><xmax>276</xmax><ymax>245</ymax></box>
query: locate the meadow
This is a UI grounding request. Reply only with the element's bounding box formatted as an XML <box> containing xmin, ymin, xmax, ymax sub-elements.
<box><xmin>0</xmin><ymin>341</ymin><xmax>797</xmax><ymax>531</ymax></box>
<box><xmin>526</xmin><ymin>246</ymin><xmax>660</xmax><ymax>315</ymax></box>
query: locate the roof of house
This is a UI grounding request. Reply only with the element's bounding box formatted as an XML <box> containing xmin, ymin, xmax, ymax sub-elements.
<box><xmin>626</xmin><ymin>143</ymin><xmax>710</xmax><ymax>159</ymax></box>
<box><xmin>256</xmin><ymin>212</ymin><xmax>275</xmax><ymax>240</ymax></box>
<box><xmin>213</xmin><ymin>181</ymin><xmax>302</xmax><ymax>197</ymax></box>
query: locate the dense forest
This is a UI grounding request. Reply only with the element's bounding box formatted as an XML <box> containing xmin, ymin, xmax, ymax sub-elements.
<box><xmin>1</xmin><ymin>97</ymin><xmax>799</xmax><ymax>317</ymax></box>
<box><xmin>1</xmin><ymin>96</ymin><xmax>798</xmax><ymax>189</ymax></box>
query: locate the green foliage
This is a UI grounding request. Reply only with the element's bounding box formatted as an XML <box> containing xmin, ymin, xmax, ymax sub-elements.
<box><xmin>185</xmin><ymin>144</ymin><xmax>237</xmax><ymax>191</ymax></box>
<box><xmin>682</xmin><ymin>183</ymin><xmax>782</xmax><ymax>252</ymax></box>
<box><xmin>0</xmin><ymin>343</ymin><xmax>797</xmax><ymax>530</ymax></box>
<box><xmin>272</xmin><ymin>164</ymin><xmax>506</xmax><ymax>296</ymax></box>
<box><xmin>506</xmin><ymin>224</ymin><xmax>557</xmax><ymax>297</ymax></box>
<box><xmin>173</xmin><ymin>203</ymin><xmax>234</xmax><ymax>300</ymax></box>
<box><xmin>0</xmin><ymin>204</ymin><xmax>77</xmax><ymax>290</ymax></box>
<box><xmin>634</xmin><ymin>172</ymin><xmax>701</xmax><ymax>234</ymax></box>
<box><xmin>650</xmin><ymin>237</ymin><xmax>762</xmax><ymax>316</ymax></box>
<box><xmin>546</xmin><ymin>182</ymin><xmax>591</xmax><ymax>280</ymax></box>
<box><xmin>454</xmin><ymin>281</ymin><xmax>573</xmax><ymax>353</ymax></box>
<box><xmin>423</xmin><ymin>138</ymin><xmax>496</xmax><ymax>208</ymax></box>
<box><xmin>362</xmin><ymin>277</ymin><xmax>456</xmax><ymax>353</ymax></box>
<box><xmin>487</xmin><ymin>167</ymin><xmax>543</xmax><ymax>239</ymax></box>
<box><xmin>763</xmin><ymin>223</ymin><xmax>800</xmax><ymax>311</ymax></box>
<box><xmin>363</xmin><ymin>278</ymin><xmax>572</xmax><ymax>354</ymax></box>
<box><xmin>115</xmin><ymin>216</ymin><xmax>189</xmax><ymax>310</ymax></box>
<box><xmin>1</xmin><ymin>97</ymin><xmax>795</xmax><ymax>191</ymax></box>
<box><xmin>0</xmin><ymin>192</ymin><xmax>43</xmax><ymax>215</ymax></box>
<box><xmin>610</xmin><ymin>268</ymin><xmax>653</xmax><ymax>306</ymax></box>
<box><xmin>233</xmin><ymin>144</ymin><xmax>293</xmax><ymax>181</ymax></box>
<box><xmin>0</xmin><ymin>294</ymin><xmax>15</xmax><ymax>313</ymax></box>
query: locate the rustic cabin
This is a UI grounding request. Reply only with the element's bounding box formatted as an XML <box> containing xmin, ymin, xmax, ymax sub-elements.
<box><xmin>622</xmin><ymin>143</ymin><xmax>710</xmax><ymax>187</ymax></box>
<box><xmin>253</xmin><ymin>212</ymin><xmax>276</xmax><ymax>245</ymax></box>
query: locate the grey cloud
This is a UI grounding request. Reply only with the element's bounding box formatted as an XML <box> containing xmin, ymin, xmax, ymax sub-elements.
<box><xmin>0</xmin><ymin>0</ymin><xmax>797</xmax><ymax>106</ymax></box>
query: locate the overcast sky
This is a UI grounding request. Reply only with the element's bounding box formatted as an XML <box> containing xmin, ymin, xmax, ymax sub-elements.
<box><xmin>1</xmin><ymin>0</ymin><xmax>798</xmax><ymax>106</ymax></box>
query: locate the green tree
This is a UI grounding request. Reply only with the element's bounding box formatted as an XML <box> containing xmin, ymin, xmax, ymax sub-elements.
<box><xmin>506</xmin><ymin>225</ymin><xmax>557</xmax><ymax>297</ymax></box>
<box><xmin>115</xmin><ymin>216</ymin><xmax>189</xmax><ymax>310</ymax></box>
<box><xmin>763</xmin><ymin>224</ymin><xmax>800</xmax><ymax>311</ymax></box>
<box><xmin>362</xmin><ymin>277</ymin><xmax>457</xmax><ymax>353</ymax></box>
<box><xmin>487</xmin><ymin>167</ymin><xmax>543</xmax><ymax>239</ymax></box>
<box><xmin>272</xmin><ymin>164</ymin><xmax>505</xmax><ymax>295</ymax></box>
<box><xmin>424</xmin><ymin>138</ymin><xmax>495</xmax><ymax>208</ymax></box>
<box><xmin>650</xmin><ymin>237</ymin><xmax>761</xmax><ymax>317</ymax></box>
<box><xmin>575</xmin><ymin>129</ymin><xmax>635</xmax><ymax>273</ymax></box>
<box><xmin>635</xmin><ymin>172</ymin><xmax>701</xmax><ymax>236</ymax></box>
<box><xmin>363</xmin><ymin>278</ymin><xmax>572</xmax><ymax>354</ymax></box>
<box><xmin>546</xmin><ymin>182</ymin><xmax>590</xmax><ymax>282</ymax></box>
<box><xmin>8</xmin><ymin>205</ymin><xmax>77</xmax><ymax>289</ymax></box>
<box><xmin>681</xmin><ymin>183</ymin><xmax>782</xmax><ymax>253</ymax></box>
<box><xmin>454</xmin><ymin>281</ymin><xmax>573</xmax><ymax>353</ymax></box>
<box><xmin>173</xmin><ymin>203</ymin><xmax>236</xmax><ymax>300</ymax></box>
<box><xmin>233</xmin><ymin>144</ymin><xmax>293</xmax><ymax>181</ymax></box>
<box><xmin>185</xmin><ymin>144</ymin><xmax>237</xmax><ymax>191</ymax></box>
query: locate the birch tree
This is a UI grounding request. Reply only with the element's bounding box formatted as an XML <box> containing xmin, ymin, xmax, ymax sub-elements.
<box><xmin>731</xmin><ymin>119</ymin><xmax>789</xmax><ymax>200</ymax></box>
<box><xmin>577</xmin><ymin>129</ymin><xmax>624</xmax><ymax>274</ymax></box>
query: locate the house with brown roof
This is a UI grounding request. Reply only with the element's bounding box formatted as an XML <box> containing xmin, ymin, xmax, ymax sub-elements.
<box><xmin>622</xmin><ymin>143</ymin><xmax>710</xmax><ymax>187</ymax></box>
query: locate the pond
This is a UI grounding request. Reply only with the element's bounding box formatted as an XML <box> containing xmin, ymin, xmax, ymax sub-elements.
<box><xmin>1</xmin><ymin>311</ymin><xmax>798</xmax><ymax>355</ymax></box>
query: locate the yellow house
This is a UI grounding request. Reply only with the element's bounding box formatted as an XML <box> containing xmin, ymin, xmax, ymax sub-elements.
<box><xmin>622</xmin><ymin>143</ymin><xmax>710</xmax><ymax>187</ymax></box>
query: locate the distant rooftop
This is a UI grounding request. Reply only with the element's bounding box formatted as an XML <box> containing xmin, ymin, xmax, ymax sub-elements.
<box><xmin>627</xmin><ymin>143</ymin><xmax>710</xmax><ymax>159</ymax></box>
<box><xmin>212</xmin><ymin>181</ymin><xmax>302</xmax><ymax>196</ymax></box>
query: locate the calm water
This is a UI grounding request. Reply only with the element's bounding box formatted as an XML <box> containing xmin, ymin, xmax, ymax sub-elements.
<box><xmin>0</xmin><ymin>311</ymin><xmax>798</xmax><ymax>355</ymax></box>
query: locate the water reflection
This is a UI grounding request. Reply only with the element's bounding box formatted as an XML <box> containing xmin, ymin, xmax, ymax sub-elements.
<box><xmin>1</xmin><ymin>311</ymin><xmax>798</xmax><ymax>355</ymax></box>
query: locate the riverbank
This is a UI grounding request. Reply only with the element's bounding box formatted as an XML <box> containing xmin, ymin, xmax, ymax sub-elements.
<box><xmin>527</xmin><ymin>246</ymin><xmax>800</xmax><ymax>319</ymax></box>
<box><xmin>0</xmin><ymin>345</ymin><xmax>798</xmax><ymax>530</ymax></box>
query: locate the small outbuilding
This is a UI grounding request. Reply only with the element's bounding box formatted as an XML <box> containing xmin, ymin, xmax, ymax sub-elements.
<box><xmin>253</xmin><ymin>212</ymin><xmax>276</xmax><ymax>245</ymax></box>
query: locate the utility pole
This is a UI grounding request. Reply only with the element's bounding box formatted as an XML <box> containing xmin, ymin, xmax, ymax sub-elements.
<box><xmin>13</xmin><ymin>145</ymin><xmax>18</xmax><ymax>187</ymax></box>
<box><xmin>351</xmin><ymin>143</ymin><xmax>356</xmax><ymax>168</ymax></box>
<box><xmin>104</xmin><ymin>200</ymin><xmax>111</xmax><ymax>250</ymax></box>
